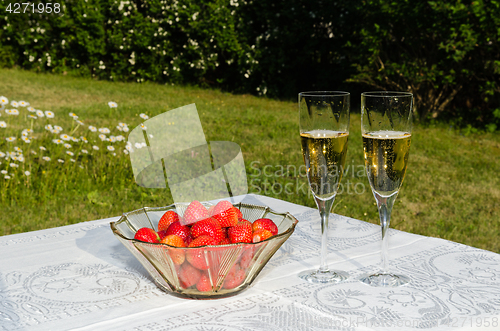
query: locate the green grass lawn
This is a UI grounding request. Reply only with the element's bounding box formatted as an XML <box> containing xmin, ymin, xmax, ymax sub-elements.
<box><xmin>1</xmin><ymin>68</ymin><xmax>499</xmax><ymax>253</ymax></box>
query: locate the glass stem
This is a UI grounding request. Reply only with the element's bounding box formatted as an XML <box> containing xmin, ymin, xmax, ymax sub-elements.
<box><xmin>374</xmin><ymin>192</ymin><xmax>397</xmax><ymax>274</ymax></box>
<box><xmin>314</xmin><ymin>196</ymin><xmax>336</xmax><ymax>273</ymax></box>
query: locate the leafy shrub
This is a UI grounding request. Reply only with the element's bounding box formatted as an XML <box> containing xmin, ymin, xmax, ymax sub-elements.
<box><xmin>0</xmin><ymin>0</ymin><xmax>254</xmax><ymax>88</ymax></box>
<box><xmin>347</xmin><ymin>0</ymin><xmax>500</xmax><ymax>129</ymax></box>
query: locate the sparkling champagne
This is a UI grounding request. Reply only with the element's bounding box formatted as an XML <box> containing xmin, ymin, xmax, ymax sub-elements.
<box><xmin>363</xmin><ymin>130</ymin><xmax>411</xmax><ymax>197</ymax></box>
<box><xmin>301</xmin><ymin>130</ymin><xmax>349</xmax><ymax>200</ymax></box>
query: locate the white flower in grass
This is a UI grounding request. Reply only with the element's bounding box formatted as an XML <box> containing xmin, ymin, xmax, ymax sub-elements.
<box><xmin>14</xmin><ymin>147</ymin><xmax>22</xmax><ymax>152</ymax></box>
<box><xmin>75</xmin><ymin>120</ymin><xmax>84</xmax><ymax>126</ymax></box>
<box><xmin>1</xmin><ymin>170</ymin><xmax>7</xmax><ymax>174</ymax></box>
<box><xmin>118</xmin><ymin>122</ymin><xmax>127</xmax><ymax>127</ymax></box>
<box><xmin>22</xmin><ymin>137</ymin><xmax>31</xmax><ymax>143</ymax></box>
<box><xmin>6</xmin><ymin>137</ymin><xmax>16</xmax><ymax>142</ymax></box>
<box><xmin>60</xmin><ymin>134</ymin><xmax>70</xmax><ymax>141</ymax></box>
<box><xmin>10</xmin><ymin>101</ymin><xmax>18</xmax><ymax>108</ymax></box>
<box><xmin>25</xmin><ymin>171</ymin><xmax>30</xmax><ymax>176</ymax></box>
<box><xmin>63</xmin><ymin>143</ymin><xmax>72</xmax><ymax>149</ymax></box>
<box><xmin>45</xmin><ymin>124</ymin><xmax>53</xmax><ymax>131</ymax></box>
<box><xmin>27</xmin><ymin>106</ymin><xmax>35</xmax><ymax>112</ymax></box>
<box><xmin>17</xmin><ymin>155</ymin><xmax>25</xmax><ymax>162</ymax></box>
<box><xmin>39</xmin><ymin>146</ymin><xmax>46</xmax><ymax>151</ymax></box>
<box><xmin>52</xmin><ymin>139</ymin><xmax>63</xmax><ymax>144</ymax></box>
<box><xmin>71</xmin><ymin>137</ymin><xmax>79</xmax><ymax>142</ymax></box>
<box><xmin>122</xmin><ymin>126</ymin><xmax>129</xmax><ymax>132</ymax></box>
<box><xmin>7</xmin><ymin>109</ymin><xmax>19</xmax><ymax>115</ymax></box>
<box><xmin>140</xmin><ymin>113</ymin><xmax>149</xmax><ymax>120</ymax></box>
<box><xmin>4</xmin><ymin>175</ymin><xmax>11</xmax><ymax>180</ymax></box>
<box><xmin>70</xmin><ymin>158</ymin><xmax>76</xmax><ymax>162</ymax></box>
<box><xmin>10</xmin><ymin>163</ymin><xmax>19</xmax><ymax>168</ymax></box>
<box><xmin>42</xmin><ymin>156</ymin><xmax>51</xmax><ymax>161</ymax></box>
<box><xmin>58</xmin><ymin>159</ymin><xmax>64</xmax><ymax>163</ymax></box>
<box><xmin>45</xmin><ymin>111</ymin><xmax>55</xmax><ymax>118</ymax></box>
<box><xmin>108</xmin><ymin>101</ymin><xmax>118</xmax><ymax>108</ymax></box>
<box><xmin>0</xmin><ymin>96</ymin><xmax>8</xmax><ymax>105</ymax></box>
<box><xmin>123</xmin><ymin>149</ymin><xmax>129</xmax><ymax>155</ymax></box>
<box><xmin>54</xmin><ymin>125</ymin><xmax>63</xmax><ymax>131</ymax></box>
<box><xmin>31</xmin><ymin>150</ymin><xmax>37</xmax><ymax>155</ymax></box>
<box><xmin>92</xmin><ymin>145</ymin><xmax>99</xmax><ymax>150</ymax></box>
<box><xmin>89</xmin><ymin>126</ymin><xmax>97</xmax><ymax>132</ymax></box>
<box><xmin>36</xmin><ymin>110</ymin><xmax>44</xmax><ymax>117</ymax></box>
<box><xmin>99</xmin><ymin>127</ymin><xmax>110</xmax><ymax>134</ymax></box>
<box><xmin>69</xmin><ymin>112</ymin><xmax>78</xmax><ymax>119</ymax></box>
<box><xmin>98</xmin><ymin>134</ymin><xmax>107</xmax><ymax>141</ymax></box>
<box><xmin>107</xmin><ymin>146</ymin><xmax>115</xmax><ymax>151</ymax></box>
<box><xmin>28</xmin><ymin>115</ymin><xmax>37</xmax><ymax>119</ymax></box>
<box><xmin>18</xmin><ymin>101</ymin><xmax>29</xmax><ymax>107</ymax></box>
<box><xmin>116</xmin><ymin>135</ymin><xmax>125</xmax><ymax>141</ymax></box>
<box><xmin>66</xmin><ymin>151</ymin><xmax>74</xmax><ymax>156</ymax></box>
<box><xmin>81</xmin><ymin>149</ymin><xmax>88</xmax><ymax>154</ymax></box>
<box><xmin>134</xmin><ymin>142</ymin><xmax>142</xmax><ymax>149</ymax></box>
<box><xmin>109</xmin><ymin>136</ymin><xmax>116</xmax><ymax>143</ymax></box>
<box><xmin>0</xmin><ymin>121</ymin><xmax>6</xmax><ymax>128</ymax></box>
<box><xmin>140</xmin><ymin>123</ymin><xmax>147</xmax><ymax>130</ymax></box>
<box><xmin>22</xmin><ymin>129</ymin><xmax>33</xmax><ymax>136</ymax></box>
<box><xmin>0</xmin><ymin>151</ymin><xmax>5</xmax><ymax>158</ymax></box>
<box><xmin>80</xmin><ymin>136</ymin><xmax>88</xmax><ymax>143</ymax></box>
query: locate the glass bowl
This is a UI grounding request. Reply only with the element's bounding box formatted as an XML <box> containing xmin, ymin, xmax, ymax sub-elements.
<box><xmin>110</xmin><ymin>201</ymin><xmax>298</xmax><ymax>299</ymax></box>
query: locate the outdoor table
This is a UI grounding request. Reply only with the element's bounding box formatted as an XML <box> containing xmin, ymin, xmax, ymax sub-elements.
<box><xmin>1</xmin><ymin>194</ymin><xmax>499</xmax><ymax>331</ymax></box>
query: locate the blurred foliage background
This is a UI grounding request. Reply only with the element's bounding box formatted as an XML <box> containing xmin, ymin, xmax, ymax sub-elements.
<box><xmin>1</xmin><ymin>0</ymin><xmax>499</xmax><ymax>130</ymax></box>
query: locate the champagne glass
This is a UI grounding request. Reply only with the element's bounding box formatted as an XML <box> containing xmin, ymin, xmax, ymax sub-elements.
<box><xmin>298</xmin><ymin>91</ymin><xmax>350</xmax><ymax>284</ymax></box>
<box><xmin>359</xmin><ymin>91</ymin><xmax>413</xmax><ymax>287</ymax></box>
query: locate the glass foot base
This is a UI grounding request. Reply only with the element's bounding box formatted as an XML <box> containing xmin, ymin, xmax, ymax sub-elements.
<box><xmin>359</xmin><ymin>273</ymin><xmax>410</xmax><ymax>287</ymax></box>
<box><xmin>298</xmin><ymin>269</ymin><xmax>349</xmax><ymax>284</ymax></box>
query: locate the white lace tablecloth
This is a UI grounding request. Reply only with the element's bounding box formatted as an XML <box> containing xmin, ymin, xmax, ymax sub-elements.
<box><xmin>1</xmin><ymin>194</ymin><xmax>499</xmax><ymax>331</ymax></box>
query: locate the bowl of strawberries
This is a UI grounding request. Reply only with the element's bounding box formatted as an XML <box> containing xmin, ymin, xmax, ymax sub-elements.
<box><xmin>110</xmin><ymin>199</ymin><xmax>298</xmax><ymax>299</ymax></box>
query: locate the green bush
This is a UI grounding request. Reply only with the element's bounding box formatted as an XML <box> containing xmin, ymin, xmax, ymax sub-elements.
<box><xmin>347</xmin><ymin>0</ymin><xmax>500</xmax><ymax>128</ymax></box>
<box><xmin>0</xmin><ymin>0</ymin><xmax>254</xmax><ymax>87</ymax></box>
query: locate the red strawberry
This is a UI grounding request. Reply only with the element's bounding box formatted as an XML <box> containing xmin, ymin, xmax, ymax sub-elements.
<box><xmin>196</xmin><ymin>272</ymin><xmax>212</xmax><ymax>292</ymax></box>
<box><xmin>252</xmin><ymin>218</ymin><xmax>278</xmax><ymax>236</ymax></box>
<box><xmin>221</xmin><ymin>227</ymin><xmax>228</xmax><ymax>239</ymax></box>
<box><xmin>212</xmin><ymin>200</ymin><xmax>233</xmax><ymax>215</ymax></box>
<box><xmin>219</xmin><ymin>237</ymin><xmax>231</xmax><ymax>245</ymax></box>
<box><xmin>228</xmin><ymin>220</ymin><xmax>253</xmax><ymax>244</ymax></box>
<box><xmin>178</xmin><ymin>263</ymin><xmax>201</xmax><ymax>289</ymax></box>
<box><xmin>165</xmin><ymin>221</ymin><xmax>190</xmax><ymax>241</ymax></box>
<box><xmin>232</xmin><ymin>207</ymin><xmax>243</xmax><ymax>221</ymax></box>
<box><xmin>239</xmin><ymin>247</ymin><xmax>255</xmax><ymax>269</ymax></box>
<box><xmin>253</xmin><ymin>229</ymin><xmax>273</xmax><ymax>243</ymax></box>
<box><xmin>213</xmin><ymin>209</ymin><xmax>238</xmax><ymax>228</ymax></box>
<box><xmin>211</xmin><ymin>201</ymin><xmax>238</xmax><ymax>227</ymax></box>
<box><xmin>157</xmin><ymin>230</ymin><xmax>168</xmax><ymax>240</ymax></box>
<box><xmin>223</xmin><ymin>264</ymin><xmax>246</xmax><ymax>289</ymax></box>
<box><xmin>158</xmin><ymin>210</ymin><xmax>180</xmax><ymax>232</ymax></box>
<box><xmin>187</xmin><ymin>235</ymin><xmax>217</xmax><ymax>270</ymax></box>
<box><xmin>181</xmin><ymin>200</ymin><xmax>209</xmax><ymax>225</ymax></box>
<box><xmin>160</xmin><ymin>234</ymin><xmax>186</xmax><ymax>265</ymax></box>
<box><xmin>190</xmin><ymin>218</ymin><xmax>223</xmax><ymax>243</ymax></box>
<box><xmin>184</xmin><ymin>234</ymin><xmax>194</xmax><ymax>246</ymax></box>
<box><xmin>134</xmin><ymin>227</ymin><xmax>160</xmax><ymax>243</ymax></box>
<box><xmin>161</xmin><ymin>234</ymin><xmax>186</xmax><ymax>247</ymax></box>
